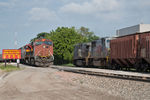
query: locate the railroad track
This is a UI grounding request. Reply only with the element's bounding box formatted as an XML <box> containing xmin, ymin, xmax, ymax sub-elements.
<box><xmin>51</xmin><ymin>66</ymin><xmax>150</xmax><ymax>82</ymax></box>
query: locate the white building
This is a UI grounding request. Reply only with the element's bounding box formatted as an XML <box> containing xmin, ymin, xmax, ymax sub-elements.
<box><xmin>116</xmin><ymin>24</ymin><xmax>150</xmax><ymax>37</ymax></box>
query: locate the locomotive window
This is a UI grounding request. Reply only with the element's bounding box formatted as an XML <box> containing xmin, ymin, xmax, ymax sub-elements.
<box><xmin>44</xmin><ymin>41</ymin><xmax>52</xmax><ymax>45</ymax></box>
<box><xmin>25</xmin><ymin>46</ymin><xmax>28</xmax><ymax>48</ymax></box>
<box><xmin>35</xmin><ymin>41</ymin><xmax>43</xmax><ymax>45</ymax></box>
<box><xmin>86</xmin><ymin>45</ymin><xmax>89</xmax><ymax>49</ymax></box>
<box><xmin>92</xmin><ymin>41</ymin><xmax>96</xmax><ymax>47</ymax></box>
<box><xmin>35</xmin><ymin>41</ymin><xmax>52</xmax><ymax>45</ymax></box>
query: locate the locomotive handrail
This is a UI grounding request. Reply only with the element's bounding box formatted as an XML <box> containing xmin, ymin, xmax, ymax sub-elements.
<box><xmin>49</xmin><ymin>50</ymin><xmax>54</xmax><ymax>60</ymax></box>
<box><xmin>35</xmin><ymin>50</ymin><xmax>41</xmax><ymax>57</ymax></box>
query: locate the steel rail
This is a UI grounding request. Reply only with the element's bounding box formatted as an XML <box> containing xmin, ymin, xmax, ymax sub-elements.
<box><xmin>51</xmin><ymin>66</ymin><xmax>150</xmax><ymax>82</ymax></box>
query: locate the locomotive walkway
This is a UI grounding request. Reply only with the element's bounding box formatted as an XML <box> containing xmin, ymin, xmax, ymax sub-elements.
<box><xmin>51</xmin><ymin>66</ymin><xmax>150</xmax><ymax>82</ymax></box>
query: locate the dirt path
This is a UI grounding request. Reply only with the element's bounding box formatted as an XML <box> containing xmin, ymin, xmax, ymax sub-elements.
<box><xmin>0</xmin><ymin>65</ymin><xmax>123</xmax><ymax>100</ymax></box>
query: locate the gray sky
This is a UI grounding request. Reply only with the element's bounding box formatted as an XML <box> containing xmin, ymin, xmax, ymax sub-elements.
<box><xmin>0</xmin><ymin>0</ymin><xmax>150</xmax><ymax>53</ymax></box>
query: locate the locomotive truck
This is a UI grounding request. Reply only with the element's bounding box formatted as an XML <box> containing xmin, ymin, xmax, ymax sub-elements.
<box><xmin>20</xmin><ymin>38</ymin><xmax>54</xmax><ymax>67</ymax></box>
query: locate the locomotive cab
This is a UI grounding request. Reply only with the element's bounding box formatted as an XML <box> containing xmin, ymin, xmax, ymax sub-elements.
<box><xmin>34</xmin><ymin>39</ymin><xmax>54</xmax><ymax>66</ymax></box>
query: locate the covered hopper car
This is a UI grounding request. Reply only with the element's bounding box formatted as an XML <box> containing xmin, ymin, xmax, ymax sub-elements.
<box><xmin>110</xmin><ymin>31</ymin><xmax>150</xmax><ymax>71</ymax></box>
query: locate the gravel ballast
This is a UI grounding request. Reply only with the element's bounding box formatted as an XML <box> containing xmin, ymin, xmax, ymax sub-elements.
<box><xmin>53</xmin><ymin>67</ymin><xmax>150</xmax><ymax>100</ymax></box>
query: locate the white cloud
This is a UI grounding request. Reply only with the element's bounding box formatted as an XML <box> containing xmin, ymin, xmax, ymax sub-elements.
<box><xmin>0</xmin><ymin>0</ymin><xmax>19</xmax><ymax>8</ymax></box>
<box><xmin>60</xmin><ymin>0</ymin><xmax>119</xmax><ymax>14</ymax></box>
<box><xmin>29</xmin><ymin>8</ymin><xmax>57</xmax><ymax>21</ymax></box>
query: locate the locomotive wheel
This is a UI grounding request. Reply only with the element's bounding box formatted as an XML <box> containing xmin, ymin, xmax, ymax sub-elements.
<box><xmin>50</xmin><ymin>62</ymin><xmax>53</xmax><ymax>65</ymax></box>
<box><xmin>43</xmin><ymin>63</ymin><xmax>49</xmax><ymax>67</ymax></box>
<box><xmin>142</xmin><ymin>64</ymin><xmax>148</xmax><ymax>72</ymax></box>
<box><xmin>30</xmin><ymin>59</ymin><xmax>35</xmax><ymax>66</ymax></box>
<box><xmin>112</xmin><ymin>65</ymin><xmax>117</xmax><ymax>70</ymax></box>
<box><xmin>115</xmin><ymin>66</ymin><xmax>120</xmax><ymax>70</ymax></box>
<box><xmin>135</xmin><ymin>67</ymin><xmax>141</xmax><ymax>72</ymax></box>
<box><xmin>25</xmin><ymin>59</ymin><xmax>29</xmax><ymax>64</ymax></box>
<box><xmin>143</xmin><ymin>67</ymin><xmax>148</xmax><ymax>72</ymax></box>
<box><xmin>35</xmin><ymin>62</ymin><xmax>39</xmax><ymax>66</ymax></box>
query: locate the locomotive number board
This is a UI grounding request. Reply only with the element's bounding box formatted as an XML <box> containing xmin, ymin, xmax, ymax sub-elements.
<box><xmin>2</xmin><ymin>49</ymin><xmax>21</xmax><ymax>59</ymax></box>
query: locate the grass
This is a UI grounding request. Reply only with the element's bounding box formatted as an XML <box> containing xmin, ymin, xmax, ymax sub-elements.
<box><xmin>0</xmin><ymin>64</ymin><xmax>20</xmax><ymax>72</ymax></box>
<box><xmin>61</xmin><ymin>63</ymin><xmax>75</xmax><ymax>67</ymax></box>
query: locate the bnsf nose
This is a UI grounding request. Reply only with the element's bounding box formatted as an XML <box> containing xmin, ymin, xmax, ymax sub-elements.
<box><xmin>43</xmin><ymin>45</ymin><xmax>49</xmax><ymax>48</ymax></box>
<box><xmin>39</xmin><ymin>45</ymin><xmax>49</xmax><ymax>57</ymax></box>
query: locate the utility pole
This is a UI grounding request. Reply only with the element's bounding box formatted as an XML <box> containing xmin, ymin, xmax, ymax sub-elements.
<box><xmin>14</xmin><ymin>32</ymin><xmax>18</xmax><ymax>49</ymax></box>
<box><xmin>14</xmin><ymin>32</ymin><xmax>19</xmax><ymax>67</ymax></box>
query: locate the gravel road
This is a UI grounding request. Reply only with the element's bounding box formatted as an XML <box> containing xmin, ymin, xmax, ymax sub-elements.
<box><xmin>0</xmin><ymin>64</ymin><xmax>122</xmax><ymax>100</ymax></box>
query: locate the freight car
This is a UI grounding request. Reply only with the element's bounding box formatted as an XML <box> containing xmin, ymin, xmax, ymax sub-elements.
<box><xmin>111</xmin><ymin>31</ymin><xmax>150</xmax><ymax>71</ymax></box>
<box><xmin>20</xmin><ymin>38</ymin><xmax>54</xmax><ymax>67</ymax></box>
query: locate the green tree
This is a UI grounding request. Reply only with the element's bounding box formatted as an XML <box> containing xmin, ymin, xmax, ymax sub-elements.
<box><xmin>30</xmin><ymin>32</ymin><xmax>50</xmax><ymax>42</ymax></box>
<box><xmin>50</xmin><ymin>27</ymin><xmax>83</xmax><ymax>64</ymax></box>
<box><xmin>78</xmin><ymin>26</ymin><xmax>99</xmax><ymax>42</ymax></box>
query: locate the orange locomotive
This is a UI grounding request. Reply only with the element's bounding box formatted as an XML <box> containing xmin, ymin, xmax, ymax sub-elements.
<box><xmin>20</xmin><ymin>39</ymin><xmax>54</xmax><ymax>67</ymax></box>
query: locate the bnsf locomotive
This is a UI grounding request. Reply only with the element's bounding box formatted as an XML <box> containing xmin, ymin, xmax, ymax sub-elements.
<box><xmin>73</xmin><ymin>24</ymin><xmax>150</xmax><ymax>72</ymax></box>
<box><xmin>20</xmin><ymin>39</ymin><xmax>54</xmax><ymax>67</ymax></box>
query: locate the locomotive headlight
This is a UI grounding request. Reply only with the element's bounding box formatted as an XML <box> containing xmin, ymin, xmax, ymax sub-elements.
<box><xmin>43</xmin><ymin>46</ymin><xmax>46</xmax><ymax>48</ymax></box>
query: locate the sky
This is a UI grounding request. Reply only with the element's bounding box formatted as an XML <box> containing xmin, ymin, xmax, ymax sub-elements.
<box><xmin>0</xmin><ymin>0</ymin><xmax>150</xmax><ymax>53</ymax></box>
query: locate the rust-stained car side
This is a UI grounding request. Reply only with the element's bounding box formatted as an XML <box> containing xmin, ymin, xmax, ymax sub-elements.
<box><xmin>110</xmin><ymin>31</ymin><xmax>150</xmax><ymax>71</ymax></box>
